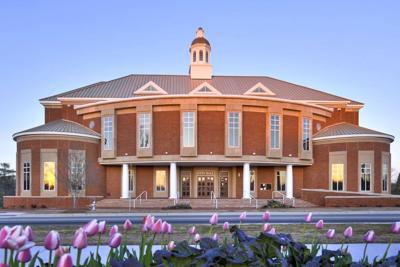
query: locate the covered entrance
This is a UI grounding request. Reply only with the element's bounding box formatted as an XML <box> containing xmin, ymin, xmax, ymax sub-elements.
<box><xmin>197</xmin><ymin>175</ymin><xmax>214</xmax><ymax>198</ymax></box>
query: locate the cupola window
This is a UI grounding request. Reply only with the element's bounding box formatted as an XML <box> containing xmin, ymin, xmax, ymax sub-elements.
<box><xmin>193</xmin><ymin>51</ymin><xmax>196</xmax><ymax>62</ymax></box>
<box><xmin>199</xmin><ymin>50</ymin><xmax>204</xmax><ymax>61</ymax></box>
<box><xmin>206</xmin><ymin>51</ymin><xmax>209</xmax><ymax>63</ymax></box>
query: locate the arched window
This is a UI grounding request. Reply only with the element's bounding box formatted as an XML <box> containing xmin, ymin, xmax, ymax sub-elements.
<box><xmin>199</xmin><ymin>50</ymin><xmax>204</xmax><ymax>61</ymax></box>
<box><xmin>206</xmin><ymin>51</ymin><xmax>209</xmax><ymax>63</ymax></box>
<box><xmin>193</xmin><ymin>51</ymin><xmax>196</xmax><ymax>62</ymax></box>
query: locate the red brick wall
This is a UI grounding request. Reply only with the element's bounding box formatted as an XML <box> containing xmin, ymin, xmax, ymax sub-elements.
<box><xmin>153</xmin><ymin>111</ymin><xmax>180</xmax><ymax>155</ymax></box>
<box><xmin>45</xmin><ymin>105</ymin><xmax>84</xmax><ymax>124</ymax></box>
<box><xmin>303</xmin><ymin>144</ymin><xmax>329</xmax><ymax>190</ymax></box>
<box><xmin>283</xmin><ymin>115</ymin><xmax>298</xmax><ymax>157</ymax></box>
<box><xmin>136</xmin><ymin>166</ymin><xmax>154</xmax><ymax>198</ymax></box>
<box><xmin>105</xmin><ymin>166</ymin><xmax>121</xmax><ymax>198</ymax></box>
<box><xmin>83</xmin><ymin>116</ymin><xmax>101</xmax><ymax>133</ymax></box>
<box><xmin>325</xmin><ymin>109</ymin><xmax>359</xmax><ymax>126</ymax></box>
<box><xmin>117</xmin><ymin>113</ymin><xmax>136</xmax><ymax>156</ymax></box>
<box><xmin>45</xmin><ymin>108</ymin><xmax>63</xmax><ymax>123</ymax></box>
<box><xmin>236</xmin><ymin>168</ymin><xmax>243</xmax><ymax>198</ymax></box>
<box><xmin>3</xmin><ymin>196</ymin><xmax>103</xmax><ymax>209</ymax></box>
<box><xmin>242</xmin><ymin>112</ymin><xmax>266</xmax><ymax>155</ymax></box>
<box><xmin>198</xmin><ymin>111</ymin><xmax>225</xmax><ymax>155</ymax></box>
<box><xmin>293</xmin><ymin>167</ymin><xmax>303</xmax><ymax>198</ymax></box>
<box><xmin>256</xmin><ymin>167</ymin><xmax>274</xmax><ymax>198</ymax></box>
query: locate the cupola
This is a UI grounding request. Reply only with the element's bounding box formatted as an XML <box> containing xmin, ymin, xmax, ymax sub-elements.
<box><xmin>189</xmin><ymin>27</ymin><xmax>213</xmax><ymax>79</ymax></box>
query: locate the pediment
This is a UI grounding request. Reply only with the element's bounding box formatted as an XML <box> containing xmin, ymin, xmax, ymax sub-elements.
<box><xmin>189</xmin><ymin>82</ymin><xmax>222</xmax><ymax>95</ymax></box>
<box><xmin>134</xmin><ymin>81</ymin><xmax>168</xmax><ymax>95</ymax></box>
<box><xmin>244</xmin><ymin>82</ymin><xmax>275</xmax><ymax>96</ymax></box>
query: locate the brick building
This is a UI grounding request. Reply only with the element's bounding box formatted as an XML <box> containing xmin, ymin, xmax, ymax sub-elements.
<box><xmin>6</xmin><ymin>28</ymin><xmax>395</xmax><ymax>208</ymax></box>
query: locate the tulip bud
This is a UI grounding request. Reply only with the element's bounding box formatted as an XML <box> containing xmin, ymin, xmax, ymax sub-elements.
<box><xmin>5</xmin><ymin>238</ymin><xmax>18</xmax><ymax>250</ymax></box>
<box><xmin>161</xmin><ymin>221</ymin><xmax>169</xmax><ymax>234</ymax></box>
<box><xmin>151</xmin><ymin>219</ymin><xmax>163</xmax><ymax>234</ymax></box>
<box><xmin>209</xmin><ymin>213</ymin><xmax>218</xmax><ymax>225</ymax></box>
<box><xmin>391</xmin><ymin>222</ymin><xmax>400</xmax><ymax>234</ymax></box>
<box><xmin>315</xmin><ymin>220</ymin><xmax>324</xmax><ymax>230</ymax></box>
<box><xmin>44</xmin><ymin>231</ymin><xmax>60</xmax><ymax>250</ymax></box>
<box><xmin>123</xmin><ymin>219</ymin><xmax>133</xmax><ymax>231</ymax></box>
<box><xmin>57</xmin><ymin>254</ymin><xmax>73</xmax><ymax>267</ymax></box>
<box><xmin>326</xmin><ymin>229</ymin><xmax>335</xmax><ymax>239</ymax></box>
<box><xmin>83</xmin><ymin>219</ymin><xmax>99</xmax><ymax>237</ymax></box>
<box><xmin>223</xmin><ymin>222</ymin><xmax>229</xmax><ymax>231</ymax></box>
<box><xmin>142</xmin><ymin>215</ymin><xmax>154</xmax><ymax>232</ymax></box>
<box><xmin>267</xmin><ymin>228</ymin><xmax>276</xmax><ymax>235</ymax></box>
<box><xmin>109</xmin><ymin>225</ymin><xmax>118</xmax><ymax>237</ymax></box>
<box><xmin>23</xmin><ymin>226</ymin><xmax>34</xmax><ymax>242</ymax></box>
<box><xmin>166</xmin><ymin>223</ymin><xmax>173</xmax><ymax>234</ymax></box>
<box><xmin>239</xmin><ymin>212</ymin><xmax>247</xmax><ymax>221</ymax></box>
<box><xmin>194</xmin><ymin>233</ymin><xmax>201</xmax><ymax>242</ymax></box>
<box><xmin>0</xmin><ymin>226</ymin><xmax>10</xmax><ymax>249</ymax></box>
<box><xmin>98</xmin><ymin>221</ymin><xmax>107</xmax><ymax>235</ymax></box>
<box><xmin>17</xmin><ymin>249</ymin><xmax>31</xmax><ymax>263</ymax></box>
<box><xmin>304</xmin><ymin>212</ymin><xmax>312</xmax><ymax>223</ymax></box>
<box><xmin>10</xmin><ymin>226</ymin><xmax>23</xmax><ymax>239</ymax></box>
<box><xmin>363</xmin><ymin>230</ymin><xmax>375</xmax><ymax>243</ymax></box>
<box><xmin>72</xmin><ymin>228</ymin><xmax>88</xmax><ymax>249</ymax></box>
<box><xmin>263</xmin><ymin>223</ymin><xmax>271</xmax><ymax>233</ymax></box>
<box><xmin>212</xmin><ymin>233</ymin><xmax>219</xmax><ymax>241</ymax></box>
<box><xmin>343</xmin><ymin>226</ymin><xmax>353</xmax><ymax>238</ymax></box>
<box><xmin>188</xmin><ymin>226</ymin><xmax>196</xmax><ymax>236</ymax></box>
<box><xmin>262</xmin><ymin>211</ymin><xmax>270</xmax><ymax>222</ymax></box>
<box><xmin>108</xmin><ymin>233</ymin><xmax>122</xmax><ymax>248</ymax></box>
<box><xmin>167</xmin><ymin>240</ymin><xmax>175</xmax><ymax>251</ymax></box>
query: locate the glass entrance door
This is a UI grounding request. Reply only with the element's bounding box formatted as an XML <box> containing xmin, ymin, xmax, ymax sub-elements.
<box><xmin>181</xmin><ymin>175</ymin><xmax>191</xmax><ymax>198</ymax></box>
<box><xmin>219</xmin><ymin>172</ymin><xmax>229</xmax><ymax>198</ymax></box>
<box><xmin>197</xmin><ymin>176</ymin><xmax>214</xmax><ymax>198</ymax></box>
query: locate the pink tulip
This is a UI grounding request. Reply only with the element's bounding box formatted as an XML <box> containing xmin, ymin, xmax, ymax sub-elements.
<box><xmin>123</xmin><ymin>219</ymin><xmax>133</xmax><ymax>231</ymax></box>
<box><xmin>267</xmin><ymin>228</ymin><xmax>276</xmax><ymax>235</ymax></box>
<box><xmin>344</xmin><ymin>226</ymin><xmax>353</xmax><ymax>238</ymax></box>
<box><xmin>83</xmin><ymin>219</ymin><xmax>99</xmax><ymax>237</ymax></box>
<box><xmin>188</xmin><ymin>226</ymin><xmax>196</xmax><ymax>236</ymax></box>
<box><xmin>109</xmin><ymin>225</ymin><xmax>118</xmax><ymax>237</ymax></box>
<box><xmin>10</xmin><ymin>226</ymin><xmax>23</xmax><ymax>239</ymax></box>
<box><xmin>212</xmin><ymin>233</ymin><xmax>219</xmax><ymax>241</ymax></box>
<box><xmin>326</xmin><ymin>229</ymin><xmax>335</xmax><ymax>239</ymax></box>
<box><xmin>72</xmin><ymin>228</ymin><xmax>88</xmax><ymax>249</ymax></box>
<box><xmin>0</xmin><ymin>226</ymin><xmax>10</xmax><ymax>248</ymax></box>
<box><xmin>223</xmin><ymin>222</ymin><xmax>230</xmax><ymax>231</ymax></box>
<box><xmin>194</xmin><ymin>233</ymin><xmax>201</xmax><ymax>242</ymax></box>
<box><xmin>17</xmin><ymin>249</ymin><xmax>32</xmax><ymax>263</ymax></box>
<box><xmin>315</xmin><ymin>220</ymin><xmax>324</xmax><ymax>230</ymax></box>
<box><xmin>98</xmin><ymin>221</ymin><xmax>107</xmax><ymax>234</ymax></box>
<box><xmin>108</xmin><ymin>233</ymin><xmax>122</xmax><ymax>248</ymax></box>
<box><xmin>262</xmin><ymin>211</ymin><xmax>270</xmax><ymax>222</ymax></box>
<box><xmin>304</xmin><ymin>212</ymin><xmax>312</xmax><ymax>223</ymax></box>
<box><xmin>263</xmin><ymin>223</ymin><xmax>271</xmax><ymax>233</ymax></box>
<box><xmin>161</xmin><ymin>221</ymin><xmax>169</xmax><ymax>234</ymax></box>
<box><xmin>239</xmin><ymin>212</ymin><xmax>247</xmax><ymax>221</ymax></box>
<box><xmin>44</xmin><ymin>230</ymin><xmax>60</xmax><ymax>250</ymax></box>
<box><xmin>57</xmin><ymin>254</ymin><xmax>73</xmax><ymax>267</ymax></box>
<box><xmin>18</xmin><ymin>241</ymin><xmax>35</xmax><ymax>252</ymax></box>
<box><xmin>151</xmin><ymin>219</ymin><xmax>163</xmax><ymax>234</ymax></box>
<box><xmin>55</xmin><ymin>246</ymin><xmax>67</xmax><ymax>257</ymax></box>
<box><xmin>142</xmin><ymin>215</ymin><xmax>154</xmax><ymax>232</ymax></box>
<box><xmin>391</xmin><ymin>222</ymin><xmax>400</xmax><ymax>234</ymax></box>
<box><xmin>23</xmin><ymin>226</ymin><xmax>34</xmax><ymax>242</ymax></box>
<box><xmin>364</xmin><ymin>230</ymin><xmax>375</xmax><ymax>243</ymax></box>
<box><xmin>0</xmin><ymin>264</ymin><xmax>9</xmax><ymax>267</ymax></box>
<box><xmin>167</xmin><ymin>241</ymin><xmax>176</xmax><ymax>251</ymax></box>
<box><xmin>5</xmin><ymin>238</ymin><xmax>18</xmax><ymax>250</ymax></box>
<box><xmin>209</xmin><ymin>213</ymin><xmax>218</xmax><ymax>225</ymax></box>
<box><xmin>166</xmin><ymin>223</ymin><xmax>173</xmax><ymax>234</ymax></box>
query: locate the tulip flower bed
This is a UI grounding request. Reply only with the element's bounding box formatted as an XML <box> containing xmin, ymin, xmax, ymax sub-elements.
<box><xmin>1</xmin><ymin>211</ymin><xmax>400</xmax><ymax>267</ymax></box>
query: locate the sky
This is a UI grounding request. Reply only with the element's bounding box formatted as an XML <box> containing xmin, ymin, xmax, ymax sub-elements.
<box><xmin>0</xmin><ymin>1</ymin><xmax>399</xmax><ymax>178</ymax></box>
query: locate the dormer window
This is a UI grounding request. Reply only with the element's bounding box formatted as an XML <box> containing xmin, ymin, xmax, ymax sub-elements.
<box><xmin>134</xmin><ymin>81</ymin><xmax>168</xmax><ymax>95</ymax></box>
<box><xmin>199</xmin><ymin>86</ymin><xmax>212</xmax><ymax>93</ymax></box>
<box><xmin>253</xmin><ymin>87</ymin><xmax>266</xmax><ymax>93</ymax></box>
<box><xmin>193</xmin><ymin>51</ymin><xmax>196</xmax><ymax>62</ymax></box>
<box><xmin>144</xmin><ymin>86</ymin><xmax>157</xmax><ymax>92</ymax></box>
<box><xmin>199</xmin><ymin>50</ymin><xmax>204</xmax><ymax>61</ymax></box>
<box><xmin>244</xmin><ymin>82</ymin><xmax>276</xmax><ymax>96</ymax></box>
<box><xmin>189</xmin><ymin>82</ymin><xmax>222</xmax><ymax>95</ymax></box>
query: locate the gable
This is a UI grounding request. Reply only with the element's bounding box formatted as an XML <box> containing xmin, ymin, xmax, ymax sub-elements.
<box><xmin>134</xmin><ymin>81</ymin><xmax>168</xmax><ymax>95</ymax></box>
<box><xmin>189</xmin><ymin>82</ymin><xmax>222</xmax><ymax>95</ymax></box>
<box><xmin>244</xmin><ymin>82</ymin><xmax>276</xmax><ymax>96</ymax></box>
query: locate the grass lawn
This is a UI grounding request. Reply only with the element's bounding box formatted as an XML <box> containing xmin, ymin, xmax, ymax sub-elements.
<box><xmin>16</xmin><ymin>223</ymin><xmax>399</xmax><ymax>245</ymax></box>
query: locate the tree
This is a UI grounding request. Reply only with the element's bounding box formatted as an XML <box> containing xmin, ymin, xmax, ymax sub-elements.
<box><xmin>66</xmin><ymin>151</ymin><xmax>86</xmax><ymax>209</ymax></box>
<box><xmin>0</xmin><ymin>163</ymin><xmax>16</xmax><ymax>208</ymax></box>
<box><xmin>0</xmin><ymin>163</ymin><xmax>15</xmax><ymax>177</ymax></box>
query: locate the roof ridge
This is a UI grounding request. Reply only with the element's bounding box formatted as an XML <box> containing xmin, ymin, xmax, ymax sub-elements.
<box><xmin>40</xmin><ymin>81</ymin><xmax>106</xmax><ymax>101</ymax></box>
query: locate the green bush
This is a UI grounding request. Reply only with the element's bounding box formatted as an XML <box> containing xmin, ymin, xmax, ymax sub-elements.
<box><xmin>162</xmin><ymin>202</ymin><xmax>192</xmax><ymax>210</ymax></box>
<box><xmin>260</xmin><ymin>199</ymin><xmax>292</xmax><ymax>209</ymax></box>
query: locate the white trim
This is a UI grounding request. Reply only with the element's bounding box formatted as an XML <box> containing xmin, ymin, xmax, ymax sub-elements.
<box><xmin>189</xmin><ymin>82</ymin><xmax>222</xmax><ymax>95</ymax></box>
<box><xmin>244</xmin><ymin>82</ymin><xmax>276</xmax><ymax>96</ymax></box>
<box><xmin>134</xmin><ymin>81</ymin><xmax>168</xmax><ymax>95</ymax></box>
<box><xmin>313</xmin><ymin>133</ymin><xmax>394</xmax><ymax>142</ymax></box>
<box><xmin>13</xmin><ymin>131</ymin><xmax>100</xmax><ymax>140</ymax></box>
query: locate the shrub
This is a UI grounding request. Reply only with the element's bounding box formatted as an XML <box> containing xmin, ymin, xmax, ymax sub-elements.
<box><xmin>260</xmin><ymin>199</ymin><xmax>292</xmax><ymax>209</ymax></box>
<box><xmin>162</xmin><ymin>202</ymin><xmax>192</xmax><ymax>210</ymax></box>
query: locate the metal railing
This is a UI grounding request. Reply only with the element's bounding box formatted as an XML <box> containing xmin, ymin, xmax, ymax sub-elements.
<box><xmin>210</xmin><ymin>191</ymin><xmax>218</xmax><ymax>210</ymax></box>
<box><xmin>249</xmin><ymin>194</ymin><xmax>259</xmax><ymax>209</ymax></box>
<box><xmin>272</xmin><ymin>191</ymin><xmax>295</xmax><ymax>207</ymax></box>
<box><xmin>129</xmin><ymin>191</ymin><xmax>148</xmax><ymax>211</ymax></box>
<box><xmin>173</xmin><ymin>191</ymin><xmax>180</xmax><ymax>206</ymax></box>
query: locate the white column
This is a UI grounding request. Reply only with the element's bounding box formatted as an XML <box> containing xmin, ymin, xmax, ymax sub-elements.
<box><xmin>243</xmin><ymin>163</ymin><xmax>251</xmax><ymax>199</ymax></box>
<box><xmin>121</xmin><ymin>164</ymin><xmax>129</xmax><ymax>199</ymax></box>
<box><xmin>286</xmin><ymin>164</ymin><xmax>293</xmax><ymax>199</ymax></box>
<box><xmin>169</xmin><ymin>162</ymin><xmax>177</xmax><ymax>199</ymax></box>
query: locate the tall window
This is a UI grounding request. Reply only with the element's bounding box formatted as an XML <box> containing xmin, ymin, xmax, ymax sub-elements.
<box><xmin>270</xmin><ymin>115</ymin><xmax>280</xmax><ymax>149</ymax></box>
<box><xmin>276</xmin><ymin>170</ymin><xmax>286</xmax><ymax>191</ymax></box>
<box><xmin>199</xmin><ymin>50</ymin><xmax>204</xmax><ymax>61</ymax></box>
<box><xmin>302</xmin><ymin>118</ymin><xmax>310</xmax><ymax>151</ymax></box>
<box><xmin>360</xmin><ymin>163</ymin><xmax>371</xmax><ymax>191</ymax></box>
<box><xmin>69</xmin><ymin>151</ymin><xmax>85</xmax><ymax>191</ymax></box>
<box><xmin>250</xmin><ymin>168</ymin><xmax>256</xmax><ymax>193</ymax></box>
<box><xmin>139</xmin><ymin>113</ymin><xmax>151</xmax><ymax>148</ymax></box>
<box><xmin>193</xmin><ymin>51</ymin><xmax>196</xmax><ymax>62</ymax></box>
<box><xmin>228</xmin><ymin>112</ymin><xmax>240</xmax><ymax>147</ymax></box>
<box><xmin>129</xmin><ymin>165</ymin><xmax>135</xmax><ymax>192</ymax></box>
<box><xmin>155</xmin><ymin>170</ymin><xmax>167</xmax><ymax>192</ymax></box>
<box><xmin>103</xmin><ymin>116</ymin><xmax>113</xmax><ymax>150</ymax></box>
<box><xmin>183</xmin><ymin>112</ymin><xmax>195</xmax><ymax>147</ymax></box>
<box><xmin>43</xmin><ymin>161</ymin><xmax>56</xmax><ymax>191</ymax></box>
<box><xmin>382</xmin><ymin>163</ymin><xmax>388</xmax><ymax>192</ymax></box>
<box><xmin>23</xmin><ymin>162</ymin><xmax>31</xmax><ymax>191</ymax></box>
<box><xmin>331</xmin><ymin>163</ymin><xmax>344</xmax><ymax>191</ymax></box>
<box><xmin>206</xmin><ymin>51</ymin><xmax>209</xmax><ymax>62</ymax></box>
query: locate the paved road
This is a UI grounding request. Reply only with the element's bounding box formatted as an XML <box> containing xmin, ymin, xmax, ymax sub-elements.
<box><xmin>1</xmin><ymin>211</ymin><xmax>400</xmax><ymax>225</ymax></box>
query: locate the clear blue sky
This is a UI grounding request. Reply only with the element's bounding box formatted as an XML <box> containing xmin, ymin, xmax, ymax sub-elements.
<box><xmin>1</xmin><ymin>1</ymin><xmax>399</xmax><ymax>177</ymax></box>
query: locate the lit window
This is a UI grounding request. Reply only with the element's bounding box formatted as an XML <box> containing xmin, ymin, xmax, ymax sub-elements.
<box><xmin>250</xmin><ymin>169</ymin><xmax>256</xmax><ymax>192</ymax></box>
<box><xmin>193</xmin><ymin>51</ymin><xmax>196</xmax><ymax>62</ymax></box>
<box><xmin>199</xmin><ymin>50</ymin><xmax>204</xmax><ymax>61</ymax></box>
<box><xmin>206</xmin><ymin>51</ymin><xmax>209</xmax><ymax>62</ymax></box>
<box><xmin>360</xmin><ymin>163</ymin><xmax>371</xmax><ymax>191</ymax></box>
<box><xmin>103</xmin><ymin>116</ymin><xmax>113</xmax><ymax>150</ymax></box>
<box><xmin>270</xmin><ymin>115</ymin><xmax>280</xmax><ymax>149</ymax></box>
<box><xmin>303</xmin><ymin>118</ymin><xmax>311</xmax><ymax>151</ymax></box>
<box><xmin>23</xmin><ymin>162</ymin><xmax>30</xmax><ymax>191</ymax></box>
<box><xmin>228</xmin><ymin>112</ymin><xmax>240</xmax><ymax>147</ymax></box>
<box><xmin>43</xmin><ymin>161</ymin><xmax>56</xmax><ymax>191</ymax></box>
<box><xmin>129</xmin><ymin>165</ymin><xmax>135</xmax><ymax>192</ymax></box>
<box><xmin>331</xmin><ymin>163</ymin><xmax>344</xmax><ymax>191</ymax></box>
<box><xmin>276</xmin><ymin>170</ymin><xmax>286</xmax><ymax>191</ymax></box>
<box><xmin>183</xmin><ymin>112</ymin><xmax>195</xmax><ymax>147</ymax></box>
<box><xmin>382</xmin><ymin>163</ymin><xmax>388</xmax><ymax>192</ymax></box>
<box><xmin>139</xmin><ymin>113</ymin><xmax>151</xmax><ymax>148</ymax></box>
<box><xmin>155</xmin><ymin>170</ymin><xmax>167</xmax><ymax>192</ymax></box>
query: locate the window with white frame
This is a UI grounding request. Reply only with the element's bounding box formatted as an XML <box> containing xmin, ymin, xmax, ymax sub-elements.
<box><xmin>23</xmin><ymin>162</ymin><xmax>31</xmax><ymax>191</ymax></box>
<box><xmin>270</xmin><ymin>115</ymin><xmax>280</xmax><ymax>149</ymax></box>
<box><xmin>183</xmin><ymin>112</ymin><xmax>195</xmax><ymax>147</ymax></box>
<box><xmin>360</xmin><ymin>163</ymin><xmax>371</xmax><ymax>191</ymax></box>
<box><xmin>103</xmin><ymin>116</ymin><xmax>113</xmax><ymax>150</ymax></box>
<box><xmin>228</xmin><ymin>112</ymin><xmax>240</xmax><ymax>147</ymax></box>
<box><xmin>43</xmin><ymin>161</ymin><xmax>56</xmax><ymax>191</ymax></box>
<box><xmin>69</xmin><ymin>152</ymin><xmax>85</xmax><ymax>191</ymax></box>
<box><xmin>155</xmin><ymin>169</ymin><xmax>167</xmax><ymax>192</ymax></box>
<box><xmin>139</xmin><ymin>113</ymin><xmax>151</xmax><ymax>148</ymax></box>
<box><xmin>302</xmin><ymin>118</ymin><xmax>311</xmax><ymax>151</ymax></box>
<box><xmin>382</xmin><ymin>163</ymin><xmax>388</xmax><ymax>192</ymax></box>
<box><xmin>276</xmin><ymin>170</ymin><xmax>286</xmax><ymax>191</ymax></box>
<box><xmin>331</xmin><ymin>163</ymin><xmax>344</xmax><ymax>191</ymax></box>
<box><xmin>129</xmin><ymin>165</ymin><xmax>135</xmax><ymax>192</ymax></box>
